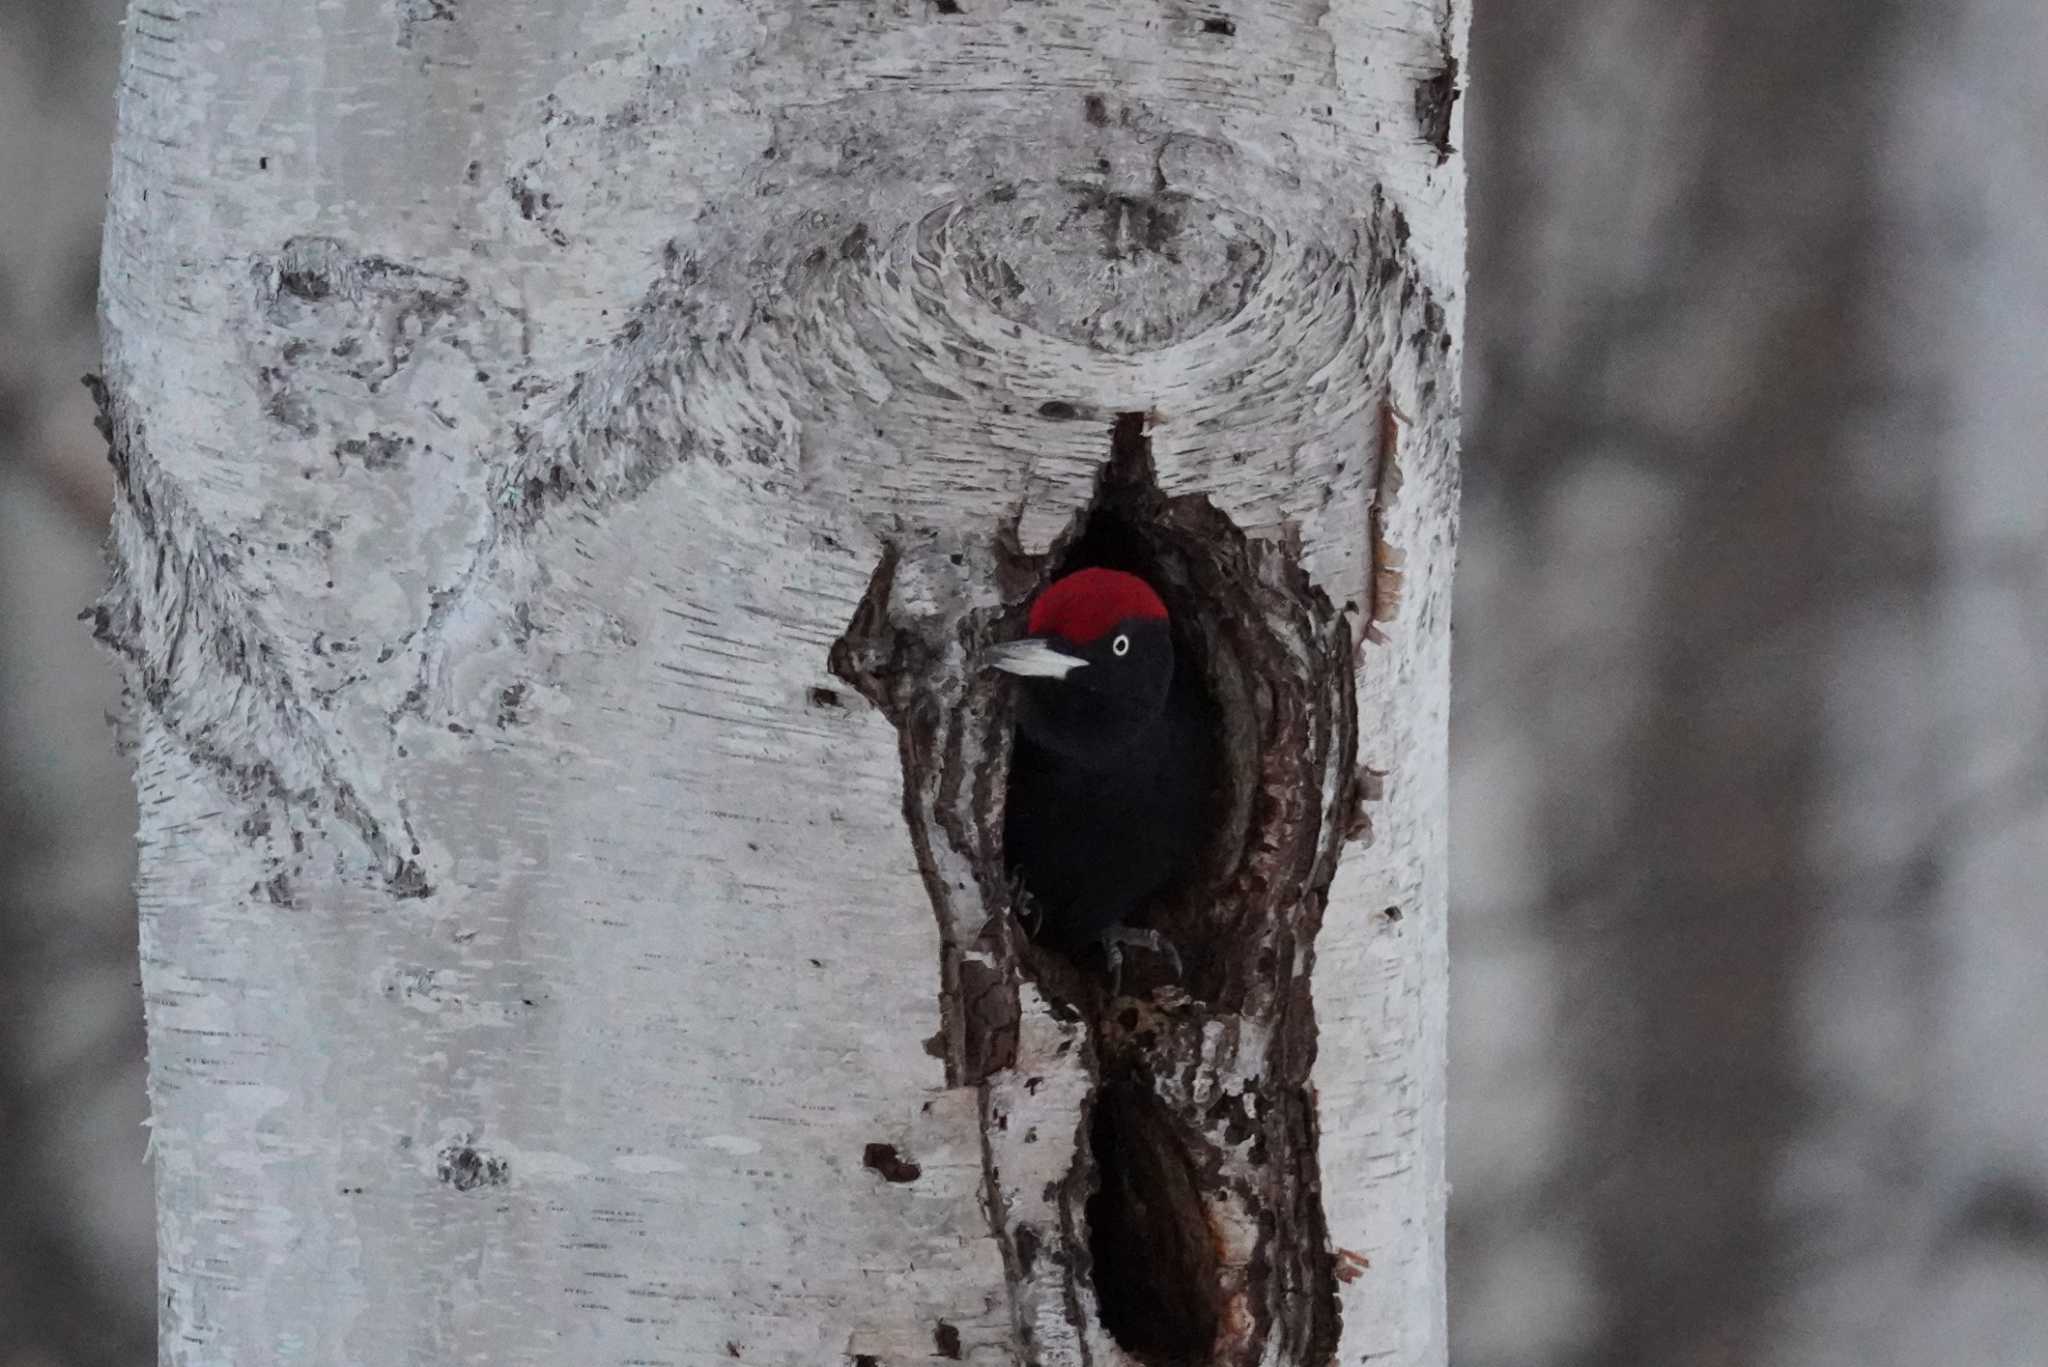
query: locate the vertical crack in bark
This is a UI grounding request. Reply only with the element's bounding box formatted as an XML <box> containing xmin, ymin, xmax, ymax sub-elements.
<box><xmin>829</xmin><ymin>412</ymin><xmax>1355</xmax><ymax>1366</ymax></box>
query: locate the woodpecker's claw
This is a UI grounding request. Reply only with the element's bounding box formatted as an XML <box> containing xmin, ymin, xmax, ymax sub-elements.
<box><xmin>1098</xmin><ymin>926</ymin><xmax>1182</xmax><ymax>993</ymax></box>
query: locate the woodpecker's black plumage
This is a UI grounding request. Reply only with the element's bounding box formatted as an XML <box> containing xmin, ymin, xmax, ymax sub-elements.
<box><xmin>992</xmin><ymin>569</ymin><xmax>1213</xmax><ymax>966</ymax></box>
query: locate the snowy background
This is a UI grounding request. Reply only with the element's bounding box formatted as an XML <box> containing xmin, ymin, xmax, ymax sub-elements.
<box><xmin>3</xmin><ymin>0</ymin><xmax>2044</xmax><ymax>1363</ymax></box>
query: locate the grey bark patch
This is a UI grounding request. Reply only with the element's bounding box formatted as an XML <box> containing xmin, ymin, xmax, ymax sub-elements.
<box><xmin>388</xmin><ymin>859</ymin><xmax>434</xmax><ymax>900</ymax></box>
<box><xmin>494</xmin><ymin>683</ymin><xmax>529</xmax><ymax>727</ymax></box>
<box><xmin>276</xmin><ymin>235</ymin><xmax>356</xmax><ymax>301</ymax></box>
<box><xmin>506</xmin><ymin>175</ymin><xmax>553</xmax><ymax>222</ymax></box>
<box><xmin>256</xmin><ymin>238</ymin><xmax>474</xmax><ymax>388</ymax></box>
<box><xmin>335</xmin><ymin>431</ymin><xmax>412</xmax><ymax>470</ymax></box>
<box><xmin>396</xmin><ymin>0</ymin><xmax>457</xmax><ymax>48</ymax></box>
<box><xmin>391</xmin><ymin>0</ymin><xmax>456</xmax><ymax>54</ymax></box>
<box><xmin>263</xmin><ymin>380</ymin><xmax>320</xmax><ymax>438</ymax></box>
<box><xmin>436</xmin><ymin>1141</ymin><xmax>509</xmax><ymax>1191</ymax></box>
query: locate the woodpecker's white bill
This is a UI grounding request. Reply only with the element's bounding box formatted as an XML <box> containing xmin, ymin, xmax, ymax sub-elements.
<box><xmin>986</xmin><ymin>639</ymin><xmax>1089</xmax><ymax>680</ymax></box>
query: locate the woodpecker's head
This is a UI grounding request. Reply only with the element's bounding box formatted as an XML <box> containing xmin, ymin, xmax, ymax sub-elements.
<box><xmin>988</xmin><ymin>568</ymin><xmax>1175</xmax><ymax>762</ymax></box>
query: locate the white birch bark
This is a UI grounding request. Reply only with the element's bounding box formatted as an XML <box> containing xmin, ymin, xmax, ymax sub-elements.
<box><xmin>98</xmin><ymin>0</ymin><xmax>1463</xmax><ymax>1362</ymax></box>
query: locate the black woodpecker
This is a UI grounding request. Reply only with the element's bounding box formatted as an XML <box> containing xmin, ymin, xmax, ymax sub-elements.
<box><xmin>988</xmin><ymin>568</ymin><xmax>1212</xmax><ymax>979</ymax></box>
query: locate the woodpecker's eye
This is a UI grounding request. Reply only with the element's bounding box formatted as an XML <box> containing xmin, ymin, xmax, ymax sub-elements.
<box><xmin>1112</xmin><ymin>633</ymin><xmax>1131</xmax><ymax>658</ymax></box>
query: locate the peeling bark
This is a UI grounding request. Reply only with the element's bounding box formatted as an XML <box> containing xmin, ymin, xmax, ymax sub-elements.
<box><xmin>101</xmin><ymin>0</ymin><xmax>1462</xmax><ymax>1362</ymax></box>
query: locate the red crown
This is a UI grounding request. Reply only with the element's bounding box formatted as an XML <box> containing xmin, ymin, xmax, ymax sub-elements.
<box><xmin>1028</xmin><ymin>568</ymin><xmax>1169</xmax><ymax>644</ymax></box>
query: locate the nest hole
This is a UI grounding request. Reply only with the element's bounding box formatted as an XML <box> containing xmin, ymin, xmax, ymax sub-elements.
<box><xmin>1000</xmin><ymin>412</ymin><xmax>1255</xmax><ymax>1005</ymax></box>
<box><xmin>829</xmin><ymin>405</ymin><xmax>1354</xmax><ymax>1365</ymax></box>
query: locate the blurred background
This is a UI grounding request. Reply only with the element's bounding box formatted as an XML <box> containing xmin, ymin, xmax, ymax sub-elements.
<box><xmin>2</xmin><ymin>0</ymin><xmax>2043</xmax><ymax>1363</ymax></box>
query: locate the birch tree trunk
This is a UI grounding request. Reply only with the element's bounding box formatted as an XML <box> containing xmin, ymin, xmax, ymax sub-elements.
<box><xmin>97</xmin><ymin>0</ymin><xmax>1463</xmax><ymax>1362</ymax></box>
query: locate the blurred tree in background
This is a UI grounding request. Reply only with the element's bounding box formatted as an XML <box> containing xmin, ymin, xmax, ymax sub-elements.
<box><xmin>2</xmin><ymin>0</ymin><xmax>2043</xmax><ymax>1364</ymax></box>
<box><xmin>1454</xmin><ymin>2</ymin><xmax>2048</xmax><ymax>1365</ymax></box>
<box><xmin>1</xmin><ymin>2</ymin><xmax>153</xmax><ymax>1364</ymax></box>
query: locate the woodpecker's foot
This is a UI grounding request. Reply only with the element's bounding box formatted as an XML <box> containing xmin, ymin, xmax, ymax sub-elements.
<box><xmin>1098</xmin><ymin>926</ymin><xmax>1182</xmax><ymax>992</ymax></box>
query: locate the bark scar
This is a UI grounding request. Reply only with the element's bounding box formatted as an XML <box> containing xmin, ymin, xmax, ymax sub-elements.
<box><xmin>87</xmin><ymin>375</ymin><xmax>431</xmax><ymax>898</ymax></box>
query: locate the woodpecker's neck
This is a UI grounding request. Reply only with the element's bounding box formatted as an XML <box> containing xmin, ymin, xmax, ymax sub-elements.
<box><xmin>1014</xmin><ymin>673</ymin><xmax>1169</xmax><ymax>770</ymax></box>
